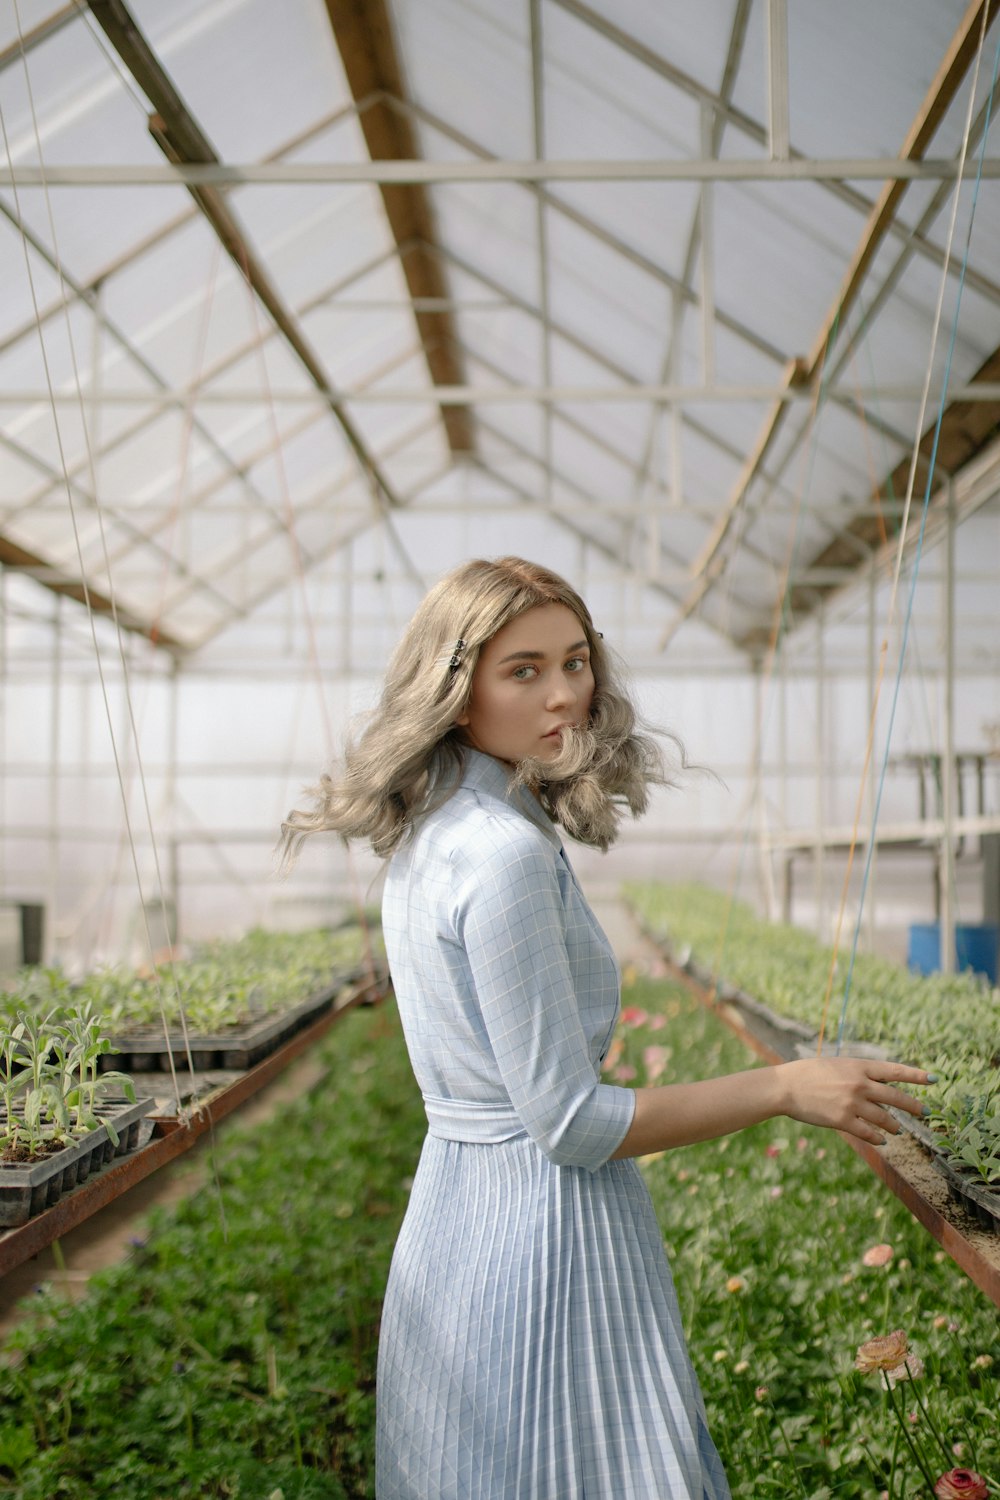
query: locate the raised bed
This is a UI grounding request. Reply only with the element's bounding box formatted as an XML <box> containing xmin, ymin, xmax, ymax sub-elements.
<box><xmin>0</xmin><ymin>1096</ymin><xmax>153</xmax><ymax>1228</ymax></box>
<box><xmin>934</xmin><ymin>1156</ymin><xmax>1000</xmax><ymax>1232</ymax></box>
<box><xmin>104</xmin><ymin>978</ymin><xmax>354</xmax><ymax>1073</ymax></box>
<box><xmin>647</xmin><ymin>942</ymin><xmax>1000</xmax><ymax>1308</ymax></box>
<box><xmin>0</xmin><ymin>968</ymin><xmax>389</xmax><ymax>1278</ymax></box>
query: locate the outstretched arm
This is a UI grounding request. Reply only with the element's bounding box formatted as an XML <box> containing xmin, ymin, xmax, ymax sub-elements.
<box><xmin>609</xmin><ymin>1056</ymin><xmax>932</xmax><ymax>1160</ymax></box>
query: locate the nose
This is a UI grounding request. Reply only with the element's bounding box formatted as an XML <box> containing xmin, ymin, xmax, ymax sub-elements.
<box><xmin>545</xmin><ymin>673</ymin><xmax>577</xmax><ymax>711</ymax></box>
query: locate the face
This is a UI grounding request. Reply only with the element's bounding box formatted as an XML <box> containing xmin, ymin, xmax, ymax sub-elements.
<box><xmin>456</xmin><ymin>602</ymin><xmax>595</xmax><ymax>765</ymax></box>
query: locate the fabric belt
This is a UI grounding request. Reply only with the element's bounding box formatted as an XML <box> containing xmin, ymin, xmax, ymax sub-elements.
<box><xmin>423</xmin><ymin>1093</ymin><xmax>528</xmax><ymax>1144</ymax></box>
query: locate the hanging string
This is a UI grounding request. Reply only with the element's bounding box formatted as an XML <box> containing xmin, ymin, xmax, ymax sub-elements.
<box><xmin>6</xmin><ymin>0</ymin><xmax>201</xmax><ymax>1112</ymax></box>
<box><xmin>831</xmin><ymin>16</ymin><xmax>1000</xmax><ymax>1053</ymax></box>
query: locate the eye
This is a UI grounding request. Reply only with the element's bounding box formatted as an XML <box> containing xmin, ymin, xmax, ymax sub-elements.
<box><xmin>511</xmin><ymin>663</ymin><xmax>538</xmax><ymax>681</ymax></box>
<box><xmin>565</xmin><ymin>655</ymin><xmax>589</xmax><ymax>673</ymax></box>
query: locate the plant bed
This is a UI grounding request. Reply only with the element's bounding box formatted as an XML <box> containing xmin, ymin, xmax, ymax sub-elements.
<box><xmin>933</xmin><ymin>1154</ymin><xmax>1000</xmax><ymax>1232</ymax></box>
<box><xmin>103</xmin><ymin>981</ymin><xmax>345</xmax><ymax>1073</ymax></box>
<box><xmin>0</xmin><ymin>1096</ymin><xmax>152</xmax><ymax>1228</ymax></box>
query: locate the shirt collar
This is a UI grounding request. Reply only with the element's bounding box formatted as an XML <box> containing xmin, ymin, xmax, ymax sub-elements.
<box><xmin>459</xmin><ymin>748</ymin><xmax>563</xmax><ymax>850</ymax></box>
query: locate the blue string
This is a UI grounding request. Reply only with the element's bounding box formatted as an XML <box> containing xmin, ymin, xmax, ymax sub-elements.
<box><xmin>835</xmin><ymin>30</ymin><xmax>1000</xmax><ymax>1052</ymax></box>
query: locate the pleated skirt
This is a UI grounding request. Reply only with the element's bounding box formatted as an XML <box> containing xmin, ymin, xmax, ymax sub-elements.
<box><xmin>376</xmin><ymin>1134</ymin><xmax>731</xmax><ymax>1499</ymax></box>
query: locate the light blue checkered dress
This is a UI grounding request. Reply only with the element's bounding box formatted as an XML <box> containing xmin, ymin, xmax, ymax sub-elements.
<box><xmin>377</xmin><ymin>750</ymin><xmax>730</xmax><ymax>1499</ymax></box>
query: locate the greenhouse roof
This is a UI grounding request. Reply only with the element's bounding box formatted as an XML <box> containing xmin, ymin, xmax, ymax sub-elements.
<box><xmin>1</xmin><ymin>0</ymin><xmax>1000</xmax><ymax>669</ymax></box>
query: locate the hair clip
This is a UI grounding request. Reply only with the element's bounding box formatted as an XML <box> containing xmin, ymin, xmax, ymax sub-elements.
<box><xmin>448</xmin><ymin>638</ymin><xmax>466</xmax><ymax>673</ymax></box>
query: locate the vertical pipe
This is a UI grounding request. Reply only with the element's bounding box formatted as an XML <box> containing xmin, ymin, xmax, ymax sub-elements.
<box><xmin>530</xmin><ymin>0</ymin><xmax>553</xmax><ymax>509</ymax></box>
<box><xmin>778</xmin><ymin>637</ymin><xmax>790</xmax><ymax>921</ymax></box>
<box><xmin>45</xmin><ymin>596</ymin><xmax>63</xmax><ymax>966</ymax></box>
<box><xmin>699</xmin><ymin>102</ymin><xmax>716</xmax><ymax>386</ymax></box>
<box><xmin>866</xmin><ymin>559</ymin><xmax>878</xmax><ymax>952</ymax></box>
<box><xmin>0</xmin><ymin>569</ymin><xmax>6</xmax><ymax>904</ymax></box>
<box><xmin>940</xmin><ymin>481</ymin><xmax>956</xmax><ymax>972</ymax></box>
<box><xmin>753</xmin><ymin>657</ymin><xmax>775</xmax><ymax>920</ymax></box>
<box><xmin>167</xmin><ymin>656</ymin><xmax>181</xmax><ymax>946</ymax></box>
<box><xmin>766</xmin><ymin>0</ymin><xmax>790</xmax><ymax>160</ymax></box>
<box><xmin>815</xmin><ymin>609</ymin><xmax>826</xmax><ymax>940</ymax></box>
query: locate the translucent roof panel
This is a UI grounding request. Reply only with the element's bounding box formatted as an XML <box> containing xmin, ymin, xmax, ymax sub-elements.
<box><xmin>0</xmin><ymin>0</ymin><xmax>998</xmax><ymax>672</ymax></box>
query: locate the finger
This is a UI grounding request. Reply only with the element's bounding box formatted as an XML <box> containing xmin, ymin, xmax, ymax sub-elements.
<box><xmin>871</xmin><ymin>1084</ymin><xmax>926</xmax><ymax>1119</ymax></box>
<box><xmin>869</xmin><ymin>1064</ymin><xmax>934</xmax><ymax>1087</ymax></box>
<box><xmin>845</xmin><ymin>1115</ymin><xmax>890</xmax><ymax>1147</ymax></box>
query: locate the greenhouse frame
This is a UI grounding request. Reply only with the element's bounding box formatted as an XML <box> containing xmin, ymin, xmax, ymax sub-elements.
<box><xmin>1</xmin><ymin>2</ymin><xmax>999</xmax><ymax>1496</ymax></box>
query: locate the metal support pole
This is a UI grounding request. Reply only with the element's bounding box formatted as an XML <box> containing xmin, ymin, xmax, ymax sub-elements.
<box><xmin>167</xmin><ymin>658</ymin><xmax>181</xmax><ymax>945</ymax></box>
<box><xmin>699</xmin><ymin>102</ymin><xmax>716</xmax><ymax>383</ymax></box>
<box><xmin>866</xmin><ymin>559</ymin><xmax>878</xmax><ymax>952</ymax></box>
<box><xmin>45</xmin><ymin>597</ymin><xmax>63</xmax><ymax>966</ymax></box>
<box><xmin>765</xmin><ymin>0</ymin><xmax>791</xmax><ymax>160</ymax></box>
<box><xmin>940</xmin><ymin>480</ymin><xmax>957</xmax><ymax>972</ymax></box>
<box><xmin>530</xmin><ymin>0</ymin><xmax>553</xmax><ymax>509</ymax></box>
<box><xmin>754</xmin><ymin>658</ymin><xmax>776</xmax><ymax>920</ymax></box>
<box><xmin>815</xmin><ymin>610</ymin><xmax>826</xmax><ymax>940</ymax></box>
<box><xmin>0</xmin><ymin>568</ymin><xmax>6</xmax><ymax>900</ymax></box>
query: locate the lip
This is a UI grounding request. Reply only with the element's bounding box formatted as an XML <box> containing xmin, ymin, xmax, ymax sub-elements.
<box><xmin>542</xmin><ymin>723</ymin><xmax>573</xmax><ymax>739</ymax></box>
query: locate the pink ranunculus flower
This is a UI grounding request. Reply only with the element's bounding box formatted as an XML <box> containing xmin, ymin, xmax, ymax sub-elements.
<box><xmin>642</xmin><ymin>1044</ymin><xmax>671</xmax><ymax>1083</ymax></box>
<box><xmin>934</xmin><ymin>1470</ymin><xmax>989</xmax><ymax>1500</ymax></box>
<box><xmin>620</xmin><ymin>1006</ymin><xmax>649</xmax><ymax>1027</ymax></box>
<box><xmin>862</xmin><ymin>1242</ymin><xmax>894</xmax><ymax>1268</ymax></box>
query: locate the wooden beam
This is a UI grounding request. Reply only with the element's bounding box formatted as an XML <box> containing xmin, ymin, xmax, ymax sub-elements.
<box><xmin>775</xmin><ymin>342</ymin><xmax>1000</xmax><ymax>632</ymax></box>
<box><xmin>0</xmin><ymin>533</ymin><xmax>185</xmax><ymax>653</ymax></box>
<box><xmin>667</xmin><ymin>0</ymin><xmax>1000</xmax><ymax>644</ymax></box>
<box><xmin>323</xmin><ymin>0</ymin><xmax>475</xmax><ymax>454</ymax></box>
<box><xmin>86</xmin><ymin>0</ymin><xmax>406</xmax><ymax>520</ymax></box>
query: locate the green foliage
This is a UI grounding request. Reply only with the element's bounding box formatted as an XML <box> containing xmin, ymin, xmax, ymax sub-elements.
<box><xmin>0</xmin><ymin>1000</ymin><xmax>422</xmax><ymax>1499</ymax></box>
<box><xmin>1</xmin><ymin>973</ymin><xmax>996</xmax><ymax>1497</ymax></box>
<box><xmin>612</xmin><ymin>978</ymin><xmax>1000</xmax><ymax>1499</ymax></box>
<box><xmin>1</xmin><ymin>924</ymin><xmax>384</xmax><ymax>1037</ymax></box>
<box><xmin>0</xmin><ymin>1004</ymin><xmax>134</xmax><ymax>1158</ymax></box>
<box><xmin>623</xmin><ymin>880</ymin><xmax>1000</xmax><ymax>1184</ymax></box>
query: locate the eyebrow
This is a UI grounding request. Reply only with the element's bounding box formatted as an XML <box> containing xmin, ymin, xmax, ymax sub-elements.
<box><xmin>496</xmin><ymin>639</ymin><xmax>589</xmax><ymax>665</ymax></box>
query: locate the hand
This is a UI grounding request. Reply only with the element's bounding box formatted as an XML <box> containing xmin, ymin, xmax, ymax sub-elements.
<box><xmin>775</xmin><ymin>1057</ymin><xmax>932</xmax><ymax>1146</ymax></box>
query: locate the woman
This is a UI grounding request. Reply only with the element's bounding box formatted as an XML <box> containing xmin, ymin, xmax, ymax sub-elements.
<box><xmin>282</xmin><ymin>556</ymin><xmax>929</xmax><ymax>1500</ymax></box>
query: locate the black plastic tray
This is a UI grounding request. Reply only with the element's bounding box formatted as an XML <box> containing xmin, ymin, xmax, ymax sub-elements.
<box><xmin>932</xmin><ymin>1155</ymin><xmax>1000</xmax><ymax>1232</ymax></box>
<box><xmin>0</xmin><ymin>1096</ymin><xmax>153</xmax><ymax>1228</ymax></box>
<box><xmin>103</xmin><ymin>983</ymin><xmax>343</xmax><ymax>1073</ymax></box>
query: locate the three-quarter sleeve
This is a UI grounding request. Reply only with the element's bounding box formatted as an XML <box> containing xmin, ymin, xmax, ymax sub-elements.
<box><xmin>450</xmin><ymin>821</ymin><xmax>635</xmax><ymax>1171</ymax></box>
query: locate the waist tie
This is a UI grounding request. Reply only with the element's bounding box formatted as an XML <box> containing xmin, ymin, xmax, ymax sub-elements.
<box><xmin>423</xmin><ymin>1093</ymin><xmax>528</xmax><ymax>1145</ymax></box>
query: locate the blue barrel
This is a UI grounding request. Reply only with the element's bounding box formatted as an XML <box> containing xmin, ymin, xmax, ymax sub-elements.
<box><xmin>908</xmin><ymin>922</ymin><xmax>1000</xmax><ymax>983</ymax></box>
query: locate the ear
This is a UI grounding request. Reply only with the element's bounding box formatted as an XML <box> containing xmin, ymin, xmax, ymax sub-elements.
<box><xmin>455</xmin><ymin>709</ymin><xmax>470</xmax><ymax>726</ymax></box>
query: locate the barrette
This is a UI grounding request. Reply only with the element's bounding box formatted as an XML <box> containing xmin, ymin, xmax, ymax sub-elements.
<box><xmin>448</xmin><ymin>638</ymin><xmax>466</xmax><ymax>672</ymax></box>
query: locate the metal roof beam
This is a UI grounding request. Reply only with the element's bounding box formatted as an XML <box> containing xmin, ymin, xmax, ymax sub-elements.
<box><xmin>0</xmin><ymin>532</ymin><xmax>183</xmax><ymax>653</ymax></box>
<box><xmin>550</xmin><ymin>0</ymin><xmax>1000</xmax><ymax>310</ymax></box>
<box><xmin>663</xmin><ymin>0</ymin><xmax>1000</xmax><ymax>644</ymax></box>
<box><xmin>321</xmin><ymin>0</ymin><xmax>474</xmax><ymax>457</ymax></box>
<box><xmin>7</xmin><ymin>157</ymin><xmax>1000</xmax><ymax>185</ymax></box>
<box><xmin>85</xmin><ymin>0</ymin><xmax>407</xmax><ymax>534</ymax></box>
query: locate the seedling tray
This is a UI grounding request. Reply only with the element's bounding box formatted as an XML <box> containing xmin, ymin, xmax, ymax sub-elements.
<box><xmin>0</xmin><ymin>1096</ymin><xmax>152</xmax><ymax>1227</ymax></box>
<box><xmin>103</xmin><ymin>982</ymin><xmax>344</xmax><ymax>1074</ymax></box>
<box><xmin>933</xmin><ymin>1156</ymin><xmax>1000</xmax><ymax>1233</ymax></box>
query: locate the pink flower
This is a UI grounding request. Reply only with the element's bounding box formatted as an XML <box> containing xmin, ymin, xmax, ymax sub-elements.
<box><xmin>862</xmin><ymin>1243</ymin><xmax>894</xmax><ymax>1268</ymax></box>
<box><xmin>642</xmin><ymin>1044</ymin><xmax>671</xmax><ymax>1083</ymax></box>
<box><xmin>769</xmin><ymin>1185</ymin><xmax>783</xmax><ymax>1198</ymax></box>
<box><xmin>611</xmin><ymin>1063</ymin><xmax>637</xmax><ymax>1082</ymax></box>
<box><xmin>620</xmin><ymin>1006</ymin><xmax>649</xmax><ymax>1027</ymax></box>
<box><xmin>647</xmin><ymin>1014</ymin><xmax>666</xmax><ymax>1030</ymax></box>
<box><xmin>765</xmin><ymin>1144</ymin><xmax>782</xmax><ymax>1158</ymax></box>
<box><xmin>934</xmin><ymin>1471</ymin><xmax>989</xmax><ymax>1500</ymax></box>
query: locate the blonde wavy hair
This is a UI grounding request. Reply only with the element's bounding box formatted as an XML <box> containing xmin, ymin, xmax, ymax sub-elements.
<box><xmin>280</xmin><ymin>556</ymin><xmax>677</xmax><ymax>859</ymax></box>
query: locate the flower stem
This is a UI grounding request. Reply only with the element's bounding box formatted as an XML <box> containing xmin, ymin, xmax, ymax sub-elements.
<box><xmin>883</xmin><ymin>1373</ymin><xmax>938</xmax><ymax>1494</ymax></box>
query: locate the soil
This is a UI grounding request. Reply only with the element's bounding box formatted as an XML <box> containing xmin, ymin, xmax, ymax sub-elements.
<box><xmin>1</xmin><ymin>1138</ymin><xmax>67</xmax><ymax>1165</ymax></box>
<box><xmin>879</xmin><ymin>1126</ymin><xmax>1000</xmax><ymax>1278</ymax></box>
